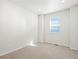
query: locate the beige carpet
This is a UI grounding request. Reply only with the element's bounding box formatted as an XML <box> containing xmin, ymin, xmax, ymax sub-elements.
<box><xmin>0</xmin><ymin>43</ymin><xmax>78</xmax><ymax>59</ymax></box>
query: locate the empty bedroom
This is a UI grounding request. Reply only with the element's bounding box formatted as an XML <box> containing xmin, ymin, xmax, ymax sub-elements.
<box><xmin>0</xmin><ymin>0</ymin><xmax>78</xmax><ymax>59</ymax></box>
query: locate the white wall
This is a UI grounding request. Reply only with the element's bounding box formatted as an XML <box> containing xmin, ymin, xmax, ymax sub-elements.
<box><xmin>44</xmin><ymin>9</ymin><xmax>70</xmax><ymax>47</ymax></box>
<box><xmin>38</xmin><ymin>5</ymin><xmax>78</xmax><ymax>50</ymax></box>
<box><xmin>0</xmin><ymin>1</ymin><xmax>38</xmax><ymax>55</ymax></box>
<box><xmin>70</xmin><ymin>5</ymin><xmax>78</xmax><ymax>50</ymax></box>
<box><xmin>38</xmin><ymin>15</ymin><xmax>44</xmax><ymax>42</ymax></box>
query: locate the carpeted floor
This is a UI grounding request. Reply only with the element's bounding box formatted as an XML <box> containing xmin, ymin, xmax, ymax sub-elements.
<box><xmin>0</xmin><ymin>43</ymin><xmax>78</xmax><ymax>59</ymax></box>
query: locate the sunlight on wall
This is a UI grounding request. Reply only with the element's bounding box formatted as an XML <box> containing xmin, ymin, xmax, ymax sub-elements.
<box><xmin>29</xmin><ymin>40</ymin><xmax>37</xmax><ymax>46</ymax></box>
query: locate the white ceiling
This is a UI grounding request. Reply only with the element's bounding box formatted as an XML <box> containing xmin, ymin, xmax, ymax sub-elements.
<box><xmin>9</xmin><ymin>0</ymin><xmax>78</xmax><ymax>14</ymax></box>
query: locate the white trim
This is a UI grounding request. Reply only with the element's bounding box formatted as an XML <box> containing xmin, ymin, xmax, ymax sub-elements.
<box><xmin>0</xmin><ymin>44</ymin><xmax>35</xmax><ymax>56</ymax></box>
<box><xmin>0</xmin><ymin>46</ymin><xmax>28</xmax><ymax>56</ymax></box>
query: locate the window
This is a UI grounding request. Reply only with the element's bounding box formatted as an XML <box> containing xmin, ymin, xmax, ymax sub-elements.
<box><xmin>50</xmin><ymin>16</ymin><xmax>60</xmax><ymax>32</ymax></box>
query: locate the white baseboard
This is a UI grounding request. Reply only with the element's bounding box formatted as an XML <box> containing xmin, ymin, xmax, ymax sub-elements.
<box><xmin>0</xmin><ymin>42</ymin><xmax>77</xmax><ymax>56</ymax></box>
<box><xmin>0</xmin><ymin>44</ymin><xmax>31</xmax><ymax>56</ymax></box>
